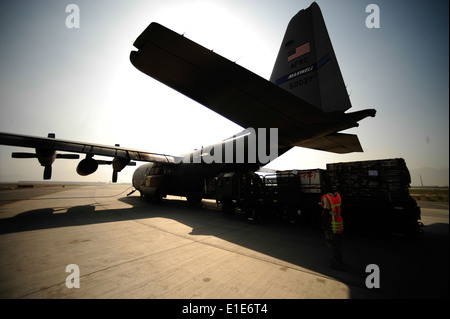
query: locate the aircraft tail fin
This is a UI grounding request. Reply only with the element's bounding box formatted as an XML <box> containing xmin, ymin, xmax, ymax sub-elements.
<box><xmin>269</xmin><ymin>2</ymin><xmax>351</xmax><ymax>113</ymax></box>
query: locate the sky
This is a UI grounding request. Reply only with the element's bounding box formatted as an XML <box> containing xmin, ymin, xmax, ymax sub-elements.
<box><xmin>0</xmin><ymin>0</ymin><xmax>448</xmax><ymax>186</ymax></box>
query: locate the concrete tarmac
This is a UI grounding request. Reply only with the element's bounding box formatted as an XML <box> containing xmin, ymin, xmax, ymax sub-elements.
<box><xmin>0</xmin><ymin>184</ymin><xmax>448</xmax><ymax>299</ymax></box>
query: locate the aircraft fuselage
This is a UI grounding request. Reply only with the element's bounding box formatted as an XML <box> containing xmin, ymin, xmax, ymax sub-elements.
<box><xmin>132</xmin><ymin>129</ymin><xmax>283</xmax><ymax>201</ymax></box>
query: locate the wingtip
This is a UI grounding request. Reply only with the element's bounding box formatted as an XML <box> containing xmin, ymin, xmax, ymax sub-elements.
<box><xmin>132</xmin><ymin>22</ymin><xmax>164</xmax><ymax>49</ymax></box>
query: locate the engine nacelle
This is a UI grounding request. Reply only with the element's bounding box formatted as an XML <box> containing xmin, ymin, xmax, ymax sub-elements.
<box><xmin>76</xmin><ymin>157</ymin><xmax>98</xmax><ymax>176</ymax></box>
<box><xmin>36</xmin><ymin>149</ymin><xmax>57</xmax><ymax>167</ymax></box>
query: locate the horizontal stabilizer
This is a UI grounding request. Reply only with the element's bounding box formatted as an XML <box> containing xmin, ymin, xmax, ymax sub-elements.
<box><xmin>294</xmin><ymin>133</ymin><xmax>363</xmax><ymax>154</ymax></box>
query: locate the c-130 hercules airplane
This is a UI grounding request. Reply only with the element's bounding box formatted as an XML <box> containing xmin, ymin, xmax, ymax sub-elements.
<box><xmin>0</xmin><ymin>2</ymin><xmax>375</xmax><ymax>202</ymax></box>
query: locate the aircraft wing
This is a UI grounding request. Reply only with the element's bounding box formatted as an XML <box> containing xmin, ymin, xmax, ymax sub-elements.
<box><xmin>0</xmin><ymin>132</ymin><xmax>177</xmax><ymax>163</ymax></box>
<box><xmin>130</xmin><ymin>22</ymin><xmax>375</xmax><ymax>153</ymax></box>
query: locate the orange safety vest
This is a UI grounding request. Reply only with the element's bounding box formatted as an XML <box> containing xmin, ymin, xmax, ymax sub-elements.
<box><xmin>321</xmin><ymin>192</ymin><xmax>343</xmax><ymax>234</ymax></box>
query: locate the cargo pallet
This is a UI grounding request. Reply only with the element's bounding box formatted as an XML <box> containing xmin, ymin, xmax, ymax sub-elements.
<box><xmin>212</xmin><ymin>158</ymin><xmax>422</xmax><ymax>236</ymax></box>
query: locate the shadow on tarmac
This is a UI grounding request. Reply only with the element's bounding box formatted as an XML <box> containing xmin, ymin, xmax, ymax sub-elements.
<box><xmin>0</xmin><ymin>195</ymin><xmax>448</xmax><ymax>299</ymax></box>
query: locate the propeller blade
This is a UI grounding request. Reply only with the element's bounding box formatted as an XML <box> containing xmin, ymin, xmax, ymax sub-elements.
<box><xmin>12</xmin><ymin>152</ymin><xmax>37</xmax><ymax>159</ymax></box>
<box><xmin>97</xmin><ymin>160</ymin><xmax>113</xmax><ymax>165</ymax></box>
<box><xmin>112</xmin><ymin>170</ymin><xmax>118</xmax><ymax>183</ymax></box>
<box><xmin>43</xmin><ymin>165</ymin><xmax>52</xmax><ymax>180</ymax></box>
<box><xmin>56</xmin><ymin>154</ymin><xmax>80</xmax><ymax>159</ymax></box>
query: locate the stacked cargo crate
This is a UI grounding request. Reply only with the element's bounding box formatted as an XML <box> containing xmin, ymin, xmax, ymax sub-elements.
<box><xmin>326</xmin><ymin>158</ymin><xmax>421</xmax><ymax>235</ymax></box>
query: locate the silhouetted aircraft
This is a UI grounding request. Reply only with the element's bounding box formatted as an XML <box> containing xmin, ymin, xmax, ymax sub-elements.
<box><xmin>0</xmin><ymin>3</ymin><xmax>375</xmax><ymax>202</ymax></box>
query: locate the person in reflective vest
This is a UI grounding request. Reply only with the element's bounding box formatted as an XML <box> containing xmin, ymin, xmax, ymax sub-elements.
<box><xmin>322</xmin><ymin>192</ymin><xmax>344</xmax><ymax>234</ymax></box>
<box><xmin>321</xmin><ymin>183</ymin><xmax>344</xmax><ymax>270</ymax></box>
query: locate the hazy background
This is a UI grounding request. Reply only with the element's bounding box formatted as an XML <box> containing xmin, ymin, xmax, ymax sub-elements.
<box><xmin>0</xmin><ymin>0</ymin><xmax>448</xmax><ymax>186</ymax></box>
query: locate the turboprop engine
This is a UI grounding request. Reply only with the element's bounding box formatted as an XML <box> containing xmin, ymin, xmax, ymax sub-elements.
<box><xmin>76</xmin><ymin>152</ymin><xmax>136</xmax><ymax>182</ymax></box>
<box><xmin>11</xmin><ymin>133</ymin><xmax>79</xmax><ymax>179</ymax></box>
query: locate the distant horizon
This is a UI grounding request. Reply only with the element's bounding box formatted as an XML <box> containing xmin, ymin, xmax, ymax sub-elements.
<box><xmin>0</xmin><ymin>181</ymin><xmax>132</xmax><ymax>186</ymax></box>
<box><xmin>0</xmin><ymin>181</ymin><xmax>447</xmax><ymax>188</ymax></box>
<box><xmin>0</xmin><ymin>170</ymin><xmax>447</xmax><ymax>188</ymax></box>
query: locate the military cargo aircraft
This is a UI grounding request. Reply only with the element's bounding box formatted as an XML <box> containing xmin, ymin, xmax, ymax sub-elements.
<box><xmin>0</xmin><ymin>3</ymin><xmax>375</xmax><ymax>202</ymax></box>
